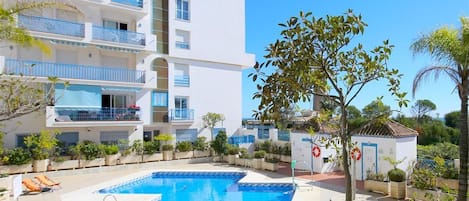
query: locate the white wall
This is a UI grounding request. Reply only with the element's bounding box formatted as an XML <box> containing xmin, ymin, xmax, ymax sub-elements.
<box><xmin>291</xmin><ymin>132</ymin><xmax>339</xmax><ymax>173</ymax></box>
<box><xmin>168</xmin><ymin>0</ymin><xmax>254</xmax><ymax>67</ymax></box>
<box><xmin>395</xmin><ymin>137</ymin><xmax>417</xmax><ymax>176</ymax></box>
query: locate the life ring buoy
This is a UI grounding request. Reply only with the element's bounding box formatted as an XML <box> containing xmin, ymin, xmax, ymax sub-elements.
<box><xmin>312</xmin><ymin>146</ymin><xmax>321</xmax><ymax>158</ymax></box>
<box><xmin>350</xmin><ymin>147</ymin><xmax>361</xmax><ymax>161</ymax></box>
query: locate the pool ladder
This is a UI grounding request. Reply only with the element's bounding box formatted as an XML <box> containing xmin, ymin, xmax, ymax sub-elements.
<box><xmin>102</xmin><ymin>194</ymin><xmax>117</xmax><ymax>201</ymax></box>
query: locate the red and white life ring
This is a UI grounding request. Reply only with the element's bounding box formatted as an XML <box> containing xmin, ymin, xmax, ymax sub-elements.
<box><xmin>312</xmin><ymin>146</ymin><xmax>321</xmax><ymax>158</ymax></box>
<box><xmin>350</xmin><ymin>147</ymin><xmax>361</xmax><ymax>161</ymax></box>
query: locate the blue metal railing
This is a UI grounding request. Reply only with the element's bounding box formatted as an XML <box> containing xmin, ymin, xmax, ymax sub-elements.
<box><xmin>278</xmin><ymin>130</ymin><xmax>290</xmax><ymax>141</ymax></box>
<box><xmin>55</xmin><ymin>107</ymin><xmax>140</xmax><ymax>121</ymax></box>
<box><xmin>18</xmin><ymin>15</ymin><xmax>85</xmax><ymax>37</ymax></box>
<box><xmin>169</xmin><ymin>109</ymin><xmax>194</xmax><ymax>121</ymax></box>
<box><xmin>228</xmin><ymin>135</ymin><xmax>255</xmax><ymax>145</ymax></box>
<box><xmin>92</xmin><ymin>26</ymin><xmax>145</xmax><ymax>46</ymax></box>
<box><xmin>174</xmin><ymin>75</ymin><xmax>190</xmax><ymax>87</ymax></box>
<box><xmin>111</xmin><ymin>0</ymin><xmax>143</xmax><ymax>8</ymax></box>
<box><xmin>5</xmin><ymin>59</ymin><xmax>145</xmax><ymax>83</ymax></box>
<box><xmin>175</xmin><ymin>41</ymin><xmax>190</xmax><ymax>49</ymax></box>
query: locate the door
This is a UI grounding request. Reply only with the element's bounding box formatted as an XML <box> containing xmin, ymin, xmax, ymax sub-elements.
<box><xmin>174</xmin><ymin>97</ymin><xmax>188</xmax><ymax>119</ymax></box>
<box><xmin>361</xmin><ymin>143</ymin><xmax>378</xmax><ymax>180</ymax></box>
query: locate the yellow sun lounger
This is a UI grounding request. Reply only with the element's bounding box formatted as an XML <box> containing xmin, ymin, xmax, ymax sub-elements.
<box><xmin>35</xmin><ymin>174</ymin><xmax>61</xmax><ymax>190</ymax></box>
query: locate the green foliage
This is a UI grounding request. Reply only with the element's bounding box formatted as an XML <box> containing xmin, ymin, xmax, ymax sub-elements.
<box><xmin>411</xmin><ymin>167</ymin><xmax>436</xmax><ymax>190</ymax></box>
<box><xmin>435</xmin><ymin>156</ymin><xmax>459</xmax><ymax>179</ymax></box>
<box><xmin>24</xmin><ymin>130</ymin><xmax>59</xmax><ymax>160</ymax></box>
<box><xmin>388</xmin><ymin>168</ymin><xmax>406</xmax><ymax>182</ymax></box>
<box><xmin>281</xmin><ymin>143</ymin><xmax>291</xmax><ymax>156</ymax></box>
<box><xmin>193</xmin><ymin>136</ymin><xmax>208</xmax><ymax>151</ymax></box>
<box><xmin>162</xmin><ymin>144</ymin><xmax>174</xmax><ymax>151</ymax></box>
<box><xmin>265</xmin><ymin>157</ymin><xmax>280</xmax><ymax>163</ymax></box>
<box><xmin>103</xmin><ymin>144</ymin><xmax>119</xmax><ymax>155</ymax></box>
<box><xmin>444</xmin><ymin>111</ymin><xmax>460</xmax><ymax>128</ymax></box>
<box><xmin>238</xmin><ymin>148</ymin><xmax>248</xmax><ymax>158</ymax></box>
<box><xmin>154</xmin><ymin>134</ymin><xmax>174</xmax><ymax>143</ymax></box>
<box><xmin>346</xmin><ymin>105</ymin><xmax>362</xmax><ymax>119</ymax></box>
<box><xmin>79</xmin><ymin>141</ymin><xmax>104</xmax><ymax>160</ymax></box>
<box><xmin>2</xmin><ymin>148</ymin><xmax>31</xmax><ymax>165</ymax></box>
<box><xmin>143</xmin><ymin>140</ymin><xmax>160</xmax><ymax>154</ymax></box>
<box><xmin>211</xmin><ymin>130</ymin><xmax>227</xmax><ymax>156</ymax></box>
<box><xmin>131</xmin><ymin>140</ymin><xmax>144</xmax><ymax>155</ymax></box>
<box><xmin>417</xmin><ymin>143</ymin><xmax>459</xmax><ymax>160</ymax></box>
<box><xmin>254</xmin><ymin>150</ymin><xmax>266</xmax><ymax>159</ymax></box>
<box><xmin>362</xmin><ymin>98</ymin><xmax>392</xmax><ymax>119</ymax></box>
<box><xmin>227</xmin><ymin>145</ymin><xmax>240</xmax><ymax>155</ymax></box>
<box><xmin>260</xmin><ymin>140</ymin><xmax>272</xmax><ymax>153</ymax></box>
<box><xmin>176</xmin><ymin>141</ymin><xmax>193</xmax><ymax>152</ymax></box>
<box><xmin>366</xmin><ymin>171</ymin><xmax>387</xmax><ymax>182</ymax></box>
<box><xmin>411</xmin><ymin>99</ymin><xmax>436</xmax><ymax>123</ymax></box>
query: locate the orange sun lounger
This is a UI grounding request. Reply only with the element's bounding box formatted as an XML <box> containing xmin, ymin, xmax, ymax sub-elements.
<box><xmin>34</xmin><ymin>175</ymin><xmax>61</xmax><ymax>189</ymax></box>
<box><xmin>22</xmin><ymin>178</ymin><xmax>51</xmax><ymax>193</ymax></box>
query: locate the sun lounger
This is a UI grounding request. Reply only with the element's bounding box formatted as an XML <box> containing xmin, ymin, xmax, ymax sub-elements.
<box><xmin>22</xmin><ymin>178</ymin><xmax>51</xmax><ymax>194</ymax></box>
<box><xmin>35</xmin><ymin>174</ymin><xmax>61</xmax><ymax>189</ymax></box>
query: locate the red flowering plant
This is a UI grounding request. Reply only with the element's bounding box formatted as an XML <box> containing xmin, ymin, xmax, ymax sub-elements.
<box><xmin>128</xmin><ymin>104</ymin><xmax>140</xmax><ymax>110</ymax></box>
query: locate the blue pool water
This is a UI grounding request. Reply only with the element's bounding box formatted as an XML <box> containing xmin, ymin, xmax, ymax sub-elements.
<box><xmin>98</xmin><ymin>171</ymin><xmax>295</xmax><ymax>201</ymax></box>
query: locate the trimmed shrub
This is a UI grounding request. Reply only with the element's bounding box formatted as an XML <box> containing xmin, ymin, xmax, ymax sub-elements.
<box><xmin>103</xmin><ymin>144</ymin><xmax>119</xmax><ymax>155</ymax></box>
<box><xmin>143</xmin><ymin>140</ymin><xmax>160</xmax><ymax>154</ymax></box>
<box><xmin>227</xmin><ymin>146</ymin><xmax>240</xmax><ymax>155</ymax></box>
<box><xmin>254</xmin><ymin>150</ymin><xmax>266</xmax><ymax>159</ymax></box>
<box><xmin>388</xmin><ymin>168</ymin><xmax>406</xmax><ymax>182</ymax></box>
<box><xmin>162</xmin><ymin>144</ymin><xmax>174</xmax><ymax>151</ymax></box>
<box><xmin>2</xmin><ymin>148</ymin><xmax>31</xmax><ymax>165</ymax></box>
<box><xmin>176</xmin><ymin>141</ymin><xmax>193</xmax><ymax>152</ymax></box>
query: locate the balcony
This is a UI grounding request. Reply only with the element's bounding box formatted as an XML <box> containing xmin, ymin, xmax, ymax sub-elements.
<box><xmin>18</xmin><ymin>15</ymin><xmax>85</xmax><ymax>38</ymax></box>
<box><xmin>55</xmin><ymin>107</ymin><xmax>140</xmax><ymax>121</ymax></box>
<box><xmin>169</xmin><ymin>109</ymin><xmax>194</xmax><ymax>122</ymax></box>
<box><xmin>174</xmin><ymin>75</ymin><xmax>189</xmax><ymax>87</ymax></box>
<box><xmin>93</xmin><ymin>26</ymin><xmax>145</xmax><ymax>46</ymax></box>
<box><xmin>111</xmin><ymin>0</ymin><xmax>143</xmax><ymax>8</ymax></box>
<box><xmin>5</xmin><ymin>59</ymin><xmax>145</xmax><ymax>84</ymax></box>
<box><xmin>175</xmin><ymin>41</ymin><xmax>190</xmax><ymax>49</ymax></box>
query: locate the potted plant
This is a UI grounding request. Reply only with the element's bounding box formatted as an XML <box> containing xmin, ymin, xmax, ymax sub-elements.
<box><xmin>24</xmin><ymin>130</ymin><xmax>59</xmax><ymax>172</ymax></box>
<box><xmin>175</xmin><ymin>141</ymin><xmax>193</xmax><ymax>159</ymax></box>
<box><xmin>0</xmin><ymin>148</ymin><xmax>32</xmax><ymax>174</ymax></box>
<box><xmin>235</xmin><ymin>148</ymin><xmax>248</xmax><ymax>166</ymax></box>
<box><xmin>162</xmin><ymin>144</ymin><xmax>174</xmax><ymax>161</ymax></box>
<box><xmin>263</xmin><ymin>157</ymin><xmax>279</xmax><ymax>171</ymax></box>
<box><xmin>260</xmin><ymin>140</ymin><xmax>273</xmax><ymax>158</ymax></box>
<box><xmin>253</xmin><ymin>150</ymin><xmax>265</xmax><ymax>169</ymax></box>
<box><xmin>364</xmin><ymin>170</ymin><xmax>389</xmax><ymax>195</ymax></box>
<box><xmin>155</xmin><ymin>134</ymin><xmax>174</xmax><ymax>161</ymax></box>
<box><xmin>193</xmin><ymin>137</ymin><xmax>210</xmax><ymax>157</ymax></box>
<box><xmin>408</xmin><ymin>166</ymin><xmax>439</xmax><ymax>201</ymax></box>
<box><xmin>227</xmin><ymin>145</ymin><xmax>239</xmax><ymax>165</ymax></box>
<box><xmin>384</xmin><ymin>157</ymin><xmax>407</xmax><ymax>199</ymax></box>
<box><xmin>143</xmin><ymin>140</ymin><xmax>162</xmax><ymax>162</ymax></box>
<box><xmin>119</xmin><ymin>140</ymin><xmax>143</xmax><ymax>164</ymax></box>
<box><xmin>280</xmin><ymin>143</ymin><xmax>291</xmax><ymax>163</ymax></box>
<box><xmin>78</xmin><ymin>141</ymin><xmax>105</xmax><ymax>168</ymax></box>
<box><xmin>211</xmin><ymin>131</ymin><xmax>228</xmax><ymax>162</ymax></box>
<box><xmin>103</xmin><ymin>144</ymin><xmax>120</xmax><ymax>166</ymax></box>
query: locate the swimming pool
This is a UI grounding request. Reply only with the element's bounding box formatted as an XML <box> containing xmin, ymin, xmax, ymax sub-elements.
<box><xmin>98</xmin><ymin>171</ymin><xmax>295</xmax><ymax>201</ymax></box>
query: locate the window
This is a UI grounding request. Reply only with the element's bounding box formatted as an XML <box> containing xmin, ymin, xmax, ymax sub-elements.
<box><xmin>175</xmin><ymin>30</ymin><xmax>190</xmax><ymax>49</ymax></box>
<box><xmin>176</xmin><ymin>0</ymin><xmax>189</xmax><ymax>21</ymax></box>
<box><xmin>174</xmin><ymin>63</ymin><xmax>189</xmax><ymax>87</ymax></box>
<box><xmin>152</xmin><ymin>91</ymin><xmax>168</xmax><ymax>107</ymax></box>
<box><xmin>102</xmin><ymin>94</ymin><xmax>127</xmax><ymax>108</ymax></box>
<box><xmin>100</xmin><ymin>131</ymin><xmax>128</xmax><ymax>145</ymax></box>
<box><xmin>174</xmin><ymin>96</ymin><xmax>188</xmax><ymax>119</ymax></box>
<box><xmin>103</xmin><ymin>20</ymin><xmax>128</xmax><ymax>31</ymax></box>
<box><xmin>176</xmin><ymin>129</ymin><xmax>197</xmax><ymax>142</ymax></box>
<box><xmin>56</xmin><ymin>132</ymin><xmax>79</xmax><ymax>147</ymax></box>
<box><xmin>16</xmin><ymin>134</ymin><xmax>30</xmax><ymax>148</ymax></box>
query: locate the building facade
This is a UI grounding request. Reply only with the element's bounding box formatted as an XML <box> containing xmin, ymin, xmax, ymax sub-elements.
<box><xmin>0</xmin><ymin>0</ymin><xmax>254</xmax><ymax>148</ymax></box>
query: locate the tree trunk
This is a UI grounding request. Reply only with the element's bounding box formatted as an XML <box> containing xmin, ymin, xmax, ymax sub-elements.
<box><xmin>457</xmin><ymin>80</ymin><xmax>468</xmax><ymax>201</ymax></box>
<box><xmin>342</xmin><ymin>141</ymin><xmax>352</xmax><ymax>201</ymax></box>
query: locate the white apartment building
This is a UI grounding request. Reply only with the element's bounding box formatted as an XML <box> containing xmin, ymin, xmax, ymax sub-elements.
<box><xmin>0</xmin><ymin>0</ymin><xmax>254</xmax><ymax>148</ymax></box>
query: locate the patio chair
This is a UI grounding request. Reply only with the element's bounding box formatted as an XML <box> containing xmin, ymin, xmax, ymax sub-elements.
<box><xmin>22</xmin><ymin>178</ymin><xmax>51</xmax><ymax>194</ymax></box>
<box><xmin>35</xmin><ymin>174</ymin><xmax>61</xmax><ymax>190</ymax></box>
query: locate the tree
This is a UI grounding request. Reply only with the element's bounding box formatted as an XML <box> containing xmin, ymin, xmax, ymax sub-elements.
<box><xmin>202</xmin><ymin>112</ymin><xmax>225</xmax><ymax>141</ymax></box>
<box><xmin>411</xmin><ymin>99</ymin><xmax>436</xmax><ymax>123</ymax></box>
<box><xmin>346</xmin><ymin>105</ymin><xmax>361</xmax><ymax>119</ymax></box>
<box><xmin>0</xmin><ymin>1</ymin><xmax>75</xmax><ymax>154</ymax></box>
<box><xmin>411</xmin><ymin>17</ymin><xmax>469</xmax><ymax>201</ymax></box>
<box><xmin>361</xmin><ymin>97</ymin><xmax>392</xmax><ymax>120</ymax></box>
<box><xmin>445</xmin><ymin>111</ymin><xmax>460</xmax><ymax>128</ymax></box>
<box><xmin>249</xmin><ymin>10</ymin><xmax>405</xmax><ymax>201</ymax></box>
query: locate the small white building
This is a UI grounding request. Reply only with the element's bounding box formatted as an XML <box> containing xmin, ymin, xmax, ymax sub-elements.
<box><xmin>351</xmin><ymin>120</ymin><xmax>418</xmax><ymax>181</ymax></box>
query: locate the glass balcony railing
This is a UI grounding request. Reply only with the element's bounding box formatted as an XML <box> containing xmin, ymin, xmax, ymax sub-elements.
<box><xmin>175</xmin><ymin>41</ymin><xmax>190</xmax><ymax>49</ymax></box>
<box><xmin>92</xmin><ymin>26</ymin><xmax>145</xmax><ymax>46</ymax></box>
<box><xmin>174</xmin><ymin>75</ymin><xmax>189</xmax><ymax>87</ymax></box>
<box><xmin>169</xmin><ymin>109</ymin><xmax>194</xmax><ymax>121</ymax></box>
<box><xmin>111</xmin><ymin>0</ymin><xmax>143</xmax><ymax>8</ymax></box>
<box><xmin>55</xmin><ymin>107</ymin><xmax>140</xmax><ymax>121</ymax></box>
<box><xmin>18</xmin><ymin>15</ymin><xmax>85</xmax><ymax>37</ymax></box>
<box><xmin>5</xmin><ymin>59</ymin><xmax>145</xmax><ymax>83</ymax></box>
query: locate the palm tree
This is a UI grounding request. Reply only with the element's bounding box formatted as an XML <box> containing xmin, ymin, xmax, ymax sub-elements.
<box><xmin>0</xmin><ymin>0</ymin><xmax>77</xmax><ymax>53</ymax></box>
<box><xmin>411</xmin><ymin>17</ymin><xmax>469</xmax><ymax>201</ymax></box>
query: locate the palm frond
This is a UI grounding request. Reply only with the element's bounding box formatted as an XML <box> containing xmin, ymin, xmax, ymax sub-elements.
<box><xmin>412</xmin><ymin>66</ymin><xmax>460</xmax><ymax>98</ymax></box>
<box><xmin>411</xmin><ymin>27</ymin><xmax>461</xmax><ymax>66</ymax></box>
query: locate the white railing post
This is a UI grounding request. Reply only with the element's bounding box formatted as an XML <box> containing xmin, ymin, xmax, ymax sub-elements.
<box><xmin>84</xmin><ymin>22</ymin><xmax>93</xmax><ymax>42</ymax></box>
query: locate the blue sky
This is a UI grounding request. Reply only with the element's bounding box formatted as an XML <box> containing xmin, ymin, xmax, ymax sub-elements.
<box><xmin>242</xmin><ymin>0</ymin><xmax>469</xmax><ymax>119</ymax></box>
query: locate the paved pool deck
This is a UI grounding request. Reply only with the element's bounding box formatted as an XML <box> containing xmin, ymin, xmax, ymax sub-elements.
<box><xmin>8</xmin><ymin>159</ymin><xmax>398</xmax><ymax>201</ymax></box>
